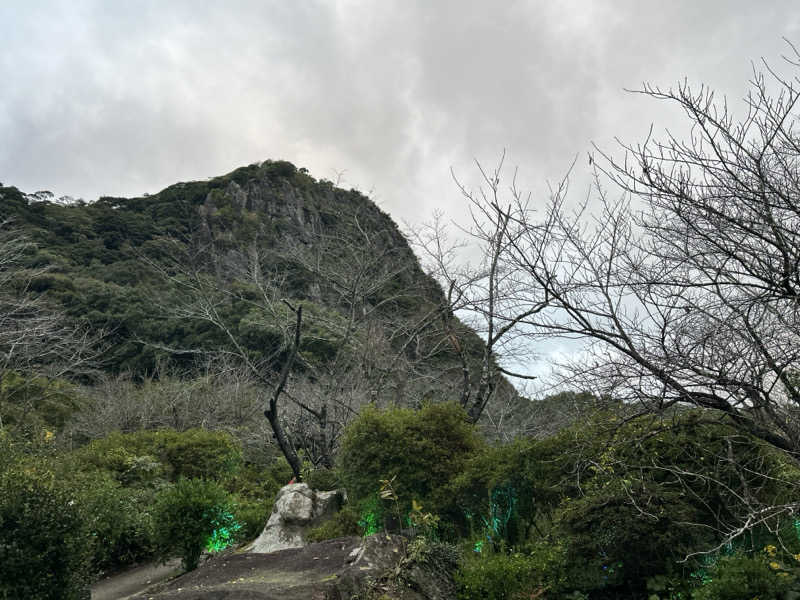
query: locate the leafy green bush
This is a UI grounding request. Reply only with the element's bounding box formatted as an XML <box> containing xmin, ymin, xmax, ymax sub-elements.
<box><xmin>77</xmin><ymin>472</ymin><xmax>157</xmax><ymax>572</ymax></box>
<box><xmin>224</xmin><ymin>459</ymin><xmax>293</xmax><ymax>541</ymax></box>
<box><xmin>446</xmin><ymin>434</ymin><xmax>573</xmax><ymax>546</ymax></box>
<box><xmin>456</xmin><ymin>550</ymin><xmax>544</xmax><ymax>600</ymax></box>
<box><xmin>61</xmin><ymin>429</ymin><xmax>278</xmax><ymax>571</ymax></box>
<box><xmin>306</xmin><ymin>503</ymin><xmax>362</xmax><ymax>542</ymax></box>
<box><xmin>233</xmin><ymin>498</ymin><xmax>270</xmax><ymax>541</ymax></box>
<box><xmin>153</xmin><ymin>477</ymin><xmax>239</xmax><ymax>571</ymax></box>
<box><xmin>225</xmin><ymin>458</ymin><xmax>293</xmax><ymax>500</ymax></box>
<box><xmin>0</xmin><ymin>370</ymin><xmax>84</xmax><ymax>441</ymax></box>
<box><xmin>338</xmin><ymin>402</ymin><xmax>483</xmax><ymax>524</ymax></box>
<box><xmin>0</xmin><ymin>460</ymin><xmax>93</xmax><ymax>600</ymax></box>
<box><xmin>692</xmin><ymin>553</ymin><xmax>796</xmax><ymax>600</ymax></box>
<box><xmin>306</xmin><ymin>467</ymin><xmax>340</xmax><ymax>491</ymax></box>
<box><xmin>162</xmin><ymin>428</ymin><xmax>242</xmax><ymax>480</ymax></box>
<box><xmin>74</xmin><ymin>428</ymin><xmax>242</xmax><ymax>484</ymax></box>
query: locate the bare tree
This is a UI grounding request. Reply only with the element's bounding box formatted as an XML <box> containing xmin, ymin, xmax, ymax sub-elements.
<box><xmin>512</xmin><ymin>53</ymin><xmax>800</xmax><ymax>456</ymax></box>
<box><xmin>144</xmin><ymin>237</ymin><xmax>306</xmax><ymax>479</ymax></box>
<box><xmin>279</xmin><ymin>211</ymin><xmax>416</xmax><ymax>465</ymax></box>
<box><xmin>410</xmin><ymin>154</ymin><xmax>544</xmax><ymax>424</ymax></box>
<box><xmin>431</xmin><ymin>48</ymin><xmax>800</xmax><ymax>543</ymax></box>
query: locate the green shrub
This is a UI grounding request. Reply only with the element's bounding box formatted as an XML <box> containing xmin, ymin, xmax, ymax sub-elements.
<box><xmin>78</xmin><ymin>472</ymin><xmax>157</xmax><ymax>572</ymax></box>
<box><xmin>233</xmin><ymin>498</ymin><xmax>270</xmax><ymax>541</ymax></box>
<box><xmin>551</xmin><ymin>484</ymin><xmax>706</xmax><ymax>595</ymax></box>
<box><xmin>0</xmin><ymin>461</ymin><xmax>93</xmax><ymax>600</ymax></box>
<box><xmin>306</xmin><ymin>467</ymin><xmax>340</xmax><ymax>491</ymax></box>
<box><xmin>153</xmin><ymin>477</ymin><xmax>239</xmax><ymax>571</ymax></box>
<box><xmin>306</xmin><ymin>504</ymin><xmax>362</xmax><ymax>542</ymax></box>
<box><xmin>692</xmin><ymin>553</ymin><xmax>796</xmax><ymax>600</ymax></box>
<box><xmin>446</xmin><ymin>434</ymin><xmax>572</xmax><ymax>547</ymax></box>
<box><xmin>456</xmin><ymin>550</ymin><xmax>543</xmax><ymax>600</ymax></box>
<box><xmin>338</xmin><ymin>402</ymin><xmax>483</xmax><ymax>524</ymax></box>
<box><xmin>224</xmin><ymin>459</ymin><xmax>293</xmax><ymax>502</ymax></box>
<box><xmin>224</xmin><ymin>459</ymin><xmax>294</xmax><ymax>541</ymax></box>
<box><xmin>0</xmin><ymin>370</ymin><xmax>84</xmax><ymax>441</ymax></box>
<box><xmin>74</xmin><ymin>428</ymin><xmax>242</xmax><ymax>484</ymax></box>
<box><xmin>162</xmin><ymin>428</ymin><xmax>242</xmax><ymax>480</ymax></box>
<box><xmin>543</xmin><ymin>413</ymin><xmax>800</xmax><ymax>597</ymax></box>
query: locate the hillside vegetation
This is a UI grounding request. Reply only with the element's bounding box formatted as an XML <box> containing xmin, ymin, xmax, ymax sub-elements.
<box><xmin>4</xmin><ymin>56</ymin><xmax>800</xmax><ymax>599</ymax></box>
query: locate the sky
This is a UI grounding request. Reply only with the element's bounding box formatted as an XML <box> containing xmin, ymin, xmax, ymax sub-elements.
<box><xmin>2</xmin><ymin>0</ymin><xmax>799</xmax><ymax>382</ymax></box>
<box><xmin>3</xmin><ymin>1</ymin><xmax>798</xmax><ymax>218</ymax></box>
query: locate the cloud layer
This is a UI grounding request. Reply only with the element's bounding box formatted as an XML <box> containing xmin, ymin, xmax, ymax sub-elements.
<box><xmin>2</xmin><ymin>1</ymin><xmax>798</xmax><ymax>223</ymax></box>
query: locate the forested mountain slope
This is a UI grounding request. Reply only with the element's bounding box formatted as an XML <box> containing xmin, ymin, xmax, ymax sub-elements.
<box><xmin>0</xmin><ymin>160</ymin><xmax>524</xmax><ymax>448</ymax></box>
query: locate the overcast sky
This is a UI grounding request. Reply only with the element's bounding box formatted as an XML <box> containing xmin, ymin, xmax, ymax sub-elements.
<box><xmin>2</xmin><ymin>0</ymin><xmax>799</xmax><ymax>384</ymax></box>
<box><xmin>3</xmin><ymin>0</ymin><xmax>798</xmax><ymax>222</ymax></box>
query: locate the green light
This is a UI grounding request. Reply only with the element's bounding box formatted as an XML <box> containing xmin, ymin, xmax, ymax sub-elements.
<box><xmin>359</xmin><ymin>510</ymin><xmax>380</xmax><ymax>536</ymax></box>
<box><xmin>358</xmin><ymin>493</ymin><xmax>383</xmax><ymax>536</ymax></box>
<box><xmin>203</xmin><ymin>508</ymin><xmax>242</xmax><ymax>553</ymax></box>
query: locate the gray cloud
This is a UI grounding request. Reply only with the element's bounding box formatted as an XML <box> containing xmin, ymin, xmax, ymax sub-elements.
<box><xmin>1</xmin><ymin>0</ymin><xmax>798</xmax><ymax>225</ymax></box>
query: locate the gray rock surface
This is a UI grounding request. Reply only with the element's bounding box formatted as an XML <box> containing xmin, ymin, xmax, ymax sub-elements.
<box><xmin>246</xmin><ymin>483</ymin><xmax>344</xmax><ymax>553</ymax></box>
<box><xmin>130</xmin><ymin>534</ymin><xmax>457</xmax><ymax>600</ymax></box>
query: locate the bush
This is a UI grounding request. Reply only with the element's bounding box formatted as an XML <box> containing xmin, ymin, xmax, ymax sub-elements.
<box><xmin>233</xmin><ymin>498</ymin><xmax>270</xmax><ymax>541</ymax></box>
<box><xmin>692</xmin><ymin>553</ymin><xmax>796</xmax><ymax>600</ymax></box>
<box><xmin>306</xmin><ymin>504</ymin><xmax>362</xmax><ymax>542</ymax></box>
<box><xmin>338</xmin><ymin>402</ymin><xmax>483</xmax><ymax>525</ymax></box>
<box><xmin>224</xmin><ymin>459</ymin><xmax>294</xmax><ymax>542</ymax></box>
<box><xmin>0</xmin><ymin>460</ymin><xmax>93</xmax><ymax>600</ymax></box>
<box><xmin>446</xmin><ymin>434</ymin><xmax>573</xmax><ymax>547</ymax></box>
<box><xmin>153</xmin><ymin>477</ymin><xmax>239</xmax><ymax>571</ymax></box>
<box><xmin>162</xmin><ymin>428</ymin><xmax>242</xmax><ymax>480</ymax></box>
<box><xmin>78</xmin><ymin>472</ymin><xmax>157</xmax><ymax>572</ymax></box>
<box><xmin>456</xmin><ymin>551</ymin><xmax>544</xmax><ymax>600</ymax></box>
<box><xmin>306</xmin><ymin>467</ymin><xmax>340</xmax><ymax>491</ymax></box>
<box><xmin>74</xmin><ymin>428</ymin><xmax>243</xmax><ymax>484</ymax></box>
<box><xmin>0</xmin><ymin>370</ymin><xmax>84</xmax><ymax>441</ymax></box>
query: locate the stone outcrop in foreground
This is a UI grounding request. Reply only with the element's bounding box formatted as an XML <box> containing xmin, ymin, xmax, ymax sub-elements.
<box><xmin>130</xmin><ymin>534</ymin><xmax>457</xmax><ymax>600</ymax></box>
<box><xmin>246</xmin><ymin>483</ymin><xmax>345</xmax><ymax>553</ymax></box>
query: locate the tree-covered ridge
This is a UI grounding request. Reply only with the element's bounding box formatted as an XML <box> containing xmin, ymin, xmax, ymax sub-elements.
<box><xmin>1</xmin><ymin>159</ymin><xmax>522</xmax><ymax>477</ymax></box>
<box><xmin>0</xmin><ymin>160</ymin><xmax>449</xmax><ymax>376</ymax></box>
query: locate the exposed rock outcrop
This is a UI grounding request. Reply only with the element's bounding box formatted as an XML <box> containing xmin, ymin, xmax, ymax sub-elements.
<box><xmin>246</xmin><ymin>483</ymin><xmax>345</xmax><ymax>553</ymax></box>
<box><xmin>130</xmin><ymin>534</ymin><xmax>458</xmax><ymax>600</ymax></box>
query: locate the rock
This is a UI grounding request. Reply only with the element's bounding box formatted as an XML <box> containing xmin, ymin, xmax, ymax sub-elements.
<box><xmin>129</xmin><ymin>534</ymin><xmax>458</xmax><ymax>600</ymax></box>
<box><xmin>246</xmin><ymin>483</ymin><xmax>345</xmax><ymax>554</ymax></box>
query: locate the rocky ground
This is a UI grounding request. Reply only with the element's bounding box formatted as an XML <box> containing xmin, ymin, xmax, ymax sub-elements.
<box><xmin>104</xmin><ymin>535</ymin><xmax>456</xmax><ymax>600</ymax></box>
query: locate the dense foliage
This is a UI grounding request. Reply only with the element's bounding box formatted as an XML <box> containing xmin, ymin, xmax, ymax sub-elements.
<box><xmin>0</xmin><ymin>437</ymin><xmax>93</xmax><ymax>600</ymax></box>
<box><xmin>153</xmin><ymin>477</ymin><xmax>239</xmax><ymax>571</ymax></box>
<box><xmin>0</xmin><ymin>426</ymin><xmax>294</xmax><ymax>597</ymax></box>
<box><xmin>338</xmin><ymin>402</ymin><xmax>484</xmax><ymax>531</ymax></box>
<box><xmin>327</xmin><ymin>405</ymin><xmax>800</xmax><ymax>599</ymax></box>
<box><xmin>0</xmin><ymin>160</ymin><xmax>435</xmax><ymax>376</ymax></box>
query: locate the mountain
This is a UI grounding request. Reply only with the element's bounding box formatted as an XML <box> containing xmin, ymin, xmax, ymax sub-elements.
<box><xmin>0</xmin><ymin>160</ymin><xmax>523</xmax><ymax>443</ymax></box>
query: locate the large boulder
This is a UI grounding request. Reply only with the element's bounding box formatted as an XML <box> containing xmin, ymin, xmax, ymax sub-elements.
<box><xmin>247</xmin><ymin>483</ymin><xmax>345</xmax><ymax>553</ymax></box>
